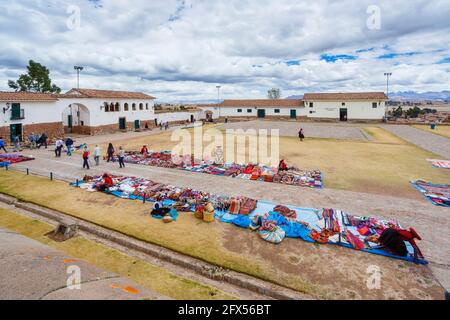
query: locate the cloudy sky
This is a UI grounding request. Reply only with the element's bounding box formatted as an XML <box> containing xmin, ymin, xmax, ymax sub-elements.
<box><xmin>0</xmin><ymin>0</ymin><xmax>449</xmax><ymax>102</ymax></box>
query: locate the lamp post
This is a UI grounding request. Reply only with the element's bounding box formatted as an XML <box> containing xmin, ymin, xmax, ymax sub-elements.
<box><xmin>216</xmin><ymin>85</ymin><xmax>221</xmax><ymax>120</ymax></box>
<box><xmin>384</xmin><ymin>72</ymin><xmax>392</xmax><ymax>120</ymax></box>
<box><xmin>384</xmin><ymin>72</ymin><xmax>392</xmax><ymax>101</ymax></box>
<box><xmin>74</xmin><ymin>66</ymin><xmax>84</xmax><ymax>90</ymax></box>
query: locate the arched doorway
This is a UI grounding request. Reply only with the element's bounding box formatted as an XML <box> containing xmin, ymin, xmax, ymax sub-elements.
<box><xmin>62</xmin><ymin>103</ymin><xmax>90</xmax><ymax>134</ymax></box>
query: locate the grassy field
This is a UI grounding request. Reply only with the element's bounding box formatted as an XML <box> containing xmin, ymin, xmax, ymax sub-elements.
<box><xmin>0</xmin><ymin>170</ymin><xmax>444</xmax><ymax>300</ymax></box>
<box><xmin>413</xmin><ymin>124</ymin><xmax>450</xmax><ymax>139</ymax></box>
<box><xmin>0</xmin><ymin>208</ymin><xmax>235</xmax><ymax>300</ymax></box>
<box><xmin>88</xmin><ymin>125</ymin><xmax>450</xmax><ymax>199</ymax></box>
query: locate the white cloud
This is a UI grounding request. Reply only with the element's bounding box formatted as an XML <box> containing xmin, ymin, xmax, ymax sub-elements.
<box><xmin>0</xmin><ymin>0</ymin><xmax>449</xmax><ymax>102</ymax></box>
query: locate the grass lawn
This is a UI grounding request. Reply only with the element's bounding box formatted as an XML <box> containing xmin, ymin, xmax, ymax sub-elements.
<box><xmin>412</xmin><ymin>124</ymin><xmax>450</xmax><ymax>139</ymax></box>
<box><xmin>0</xmin><ymin>170</ymin><xmax>444</xmax><ymax>300</ymax></box>
<box><xmin>88</xmin><ymin>125</ymin><xmax>450</xmax><ymax>199</ymax></box>
<box><xmin>0</xmin><ymin>208</ymin><xmax>235</xmax><ymax>300</ymax></box>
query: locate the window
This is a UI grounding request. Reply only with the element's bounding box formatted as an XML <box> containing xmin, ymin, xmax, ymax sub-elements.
<box><xmin>115</xmin><ymin>102</ymin><xmax>120</xmax><ymax>112</ymax></box>
<box><xmin>110</xmin><ymin>103</ymin><xmax>114</xmax><ymax>112</ymax></box>
<box><xmin>237</xmin><ymin>109</ymin><xmax>242</xmax><ymax>113</ymax></box>
<box><xmin>124</xmin><ymin>103</ymin><xmax>129</xmax><ymax>111</ymax></box>
<box><xmin>342</xmin><ymin>102</ymin><xmax>346</xmax><ymax>106</ymax></box>
<box><xmin>247</xmin><ymin>109</ymin><xmax>252</xmax><ymax>113</ymax></box>
<box><xmin>372</xmin><ymin>102</ymin><xmax>377</xmax><ymax>108</ymax></box>
<box><xmin>139</xmin><ymin>103</ymin><xmax>144</xmax><ymax>110</ymax></box>
<box><xmin>146</xmin><ymin>103</ymin><xmax>149</xmax><ymax>110</ymax></box>
<box><xmin>103</xmin><ymin>102</ymin><xmax>109</xmax><ymax>112</ymax></box>
<box><xmin>132</xmin><ymin>103</ymin><xmax>136</xmax><ymax>111</ymax></box>
<box><xmin>11</xmin><ymin>103</ymin><xmax>24</xmax><ymax>120</ymax></box>
<box><xmin>274</xmin><ymin>109</ymin><xmax>280</xmax><ymax>114</ymax></box>
<box><xmin>309</xmin><ymin>102</ymin><xmax>314</xmax><ymax>108</ymax></box>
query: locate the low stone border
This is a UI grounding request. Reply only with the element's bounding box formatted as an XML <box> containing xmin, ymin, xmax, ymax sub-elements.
<box><xmin>0</xmin><ymin>192</ymin><xmax>312</xmax><ymax>300</ymax></box>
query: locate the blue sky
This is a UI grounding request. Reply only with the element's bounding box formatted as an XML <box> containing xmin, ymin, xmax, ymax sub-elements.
<box><xmin>0</xmin><ymin>0</ymin><xmax>449</xmax><ymax>102</ymax></box>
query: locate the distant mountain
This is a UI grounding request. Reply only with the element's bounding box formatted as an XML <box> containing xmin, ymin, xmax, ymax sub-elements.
<box><xmin>286</xmin><ymin>91</ymin><xmax>450</xmax><ymax>102</ymax></box>
<box><xmin>286</xmin><ymin>95</ymin><xmax>304</xmax><ymax>100</ymax></box>
<box><xmin>389</xmin><ymin>91</ymin><xmax>450</xmax><ymax>102</ymax></box>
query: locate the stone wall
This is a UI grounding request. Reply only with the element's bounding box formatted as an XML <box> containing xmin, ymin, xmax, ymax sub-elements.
<box><xmin>0</xmin><ymin>122</ymin><xmax>64</xmax><ymax>143</ymax></box>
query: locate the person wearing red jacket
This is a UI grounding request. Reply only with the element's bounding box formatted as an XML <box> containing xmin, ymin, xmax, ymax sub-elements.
<box><xmin>82</xmin><ymin>147</ymin><xmax>90</xmax><ymax>170</ymax></box>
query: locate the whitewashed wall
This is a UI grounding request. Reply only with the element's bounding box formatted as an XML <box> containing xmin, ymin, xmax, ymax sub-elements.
<box><xmin>154</xmin><ymin>110</ymin><xmax>203</xmax><ymax>124</ymax></box>
<box><xmin>206</xmin><ymin>107</ymin><xmax>306</xmax><ymax>117</ymax></box>
<box><xmin>58</xmin><ymin>98</ymin><xmax>155</xmax><ymax>127</ymax></box>
<box><xmin>305</xmin><ymin>100</ymin><xmax>386</xmax><ymax>120</ymax></box>
<box><xmin>0</xmin><ymin>101</ymin><xmax>61</xmax><ymax>127</ymax></box>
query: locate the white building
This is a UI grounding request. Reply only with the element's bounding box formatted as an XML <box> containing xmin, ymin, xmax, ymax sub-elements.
<box><xmin>0</xmin><ymin>88</ymin><xmax>157</xmax><ymax>142</ymax></box>
<box><xmin>199</xmin><ymin>99</ymin><xmax>305</xmax><ymax>120</ymax></box>
<box><xmin>197</xmin><ymin>92</ymin><xmax>387</xmax><ymax>122</ymax></box>
<box><xmin>303</xmin><ymin>92</ymin><xmax>387</xmax><ymax>121</ymax></box>
<box><xmin>58</xmin><ymin>88</ymin><xmax>156</xmax><ymax>135</ymax></box>
<box><xmin>0</xmin><ymin>91</ymin><xmax>62</xmax><ymax>142</ymax></box>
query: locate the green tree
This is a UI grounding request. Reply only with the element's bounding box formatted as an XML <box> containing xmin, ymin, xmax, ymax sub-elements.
<box><xmin>392</xmin><ymin>106</ymin><xmax>403</xmax><ymax>117</ymax></box>
<box><xmin>8</xmin><ymin>60</ymin><xmax>61</xmax><ymax>93</ymax></box>
<box><xmin>267</xmin><ymin>88</ymin><xmax>281</xmax><ymax>99</ymax></box>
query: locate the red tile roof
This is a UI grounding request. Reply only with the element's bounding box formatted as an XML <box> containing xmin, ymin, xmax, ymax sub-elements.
<box><xmin>218</xmin><ymin>99</ymin><xmax>304</xmax><ymax>108</ymax></box>
<box><xmin>303</xmin><ymin>92</ymin><xmax>387</xmax><ymax>101</ymax></box>
<box><xmin>0</xmin><ymin>91</ymin><xmax>58</xmax><ymax>102</ymax></box>
<box><xmin>60</xmin><ymin>88</ymin><xmax>156</xmax><ymax>100</ymax></box>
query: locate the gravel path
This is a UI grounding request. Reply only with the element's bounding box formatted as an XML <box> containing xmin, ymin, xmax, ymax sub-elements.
<box><xmin>382</xmin><ymin>125</ymin><xmax>450</xmax><ymax>159</ymax></box>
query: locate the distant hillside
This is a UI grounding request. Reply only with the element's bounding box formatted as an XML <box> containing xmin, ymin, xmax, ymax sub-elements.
<box><xmin>389</xmin><ymin>91</ymin><xmax>450</xmax><ymax>102</ymax></box>
<box><xmin>286</xmin><ymin>95</ymin><xmax>304</xmax><ymax>100</ymax></box>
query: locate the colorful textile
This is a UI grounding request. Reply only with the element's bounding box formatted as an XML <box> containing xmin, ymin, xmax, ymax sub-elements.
<box><xmin>72</xmin><ymin>173</ymin><xmax>428</xmax><ymax>264</ymax></box>
<box><xmin>117</xmin><ymin>151</ymin><xmax>323</xmax><ymax>189</ymax></box>
<box><xmin>0</xmin><ymin>153</ymin><xmax>34</xmax><ymax>165</ymax></box>
<box><xmin>259</xmin><ymin>227</ymin><xmax>286</xmax><ymax>244</ymax></box>
<box><xmin>427</xmin><ymin>159</ymin><xmax>450</xmax><ymax>169</ymax></box>
<box><xmin>411</xmin><ymin>180</ymin><xmax>450</xmax><ymax>207</ymax></box>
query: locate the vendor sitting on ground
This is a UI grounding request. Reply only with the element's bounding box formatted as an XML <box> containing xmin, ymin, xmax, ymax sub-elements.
<box><xmin>151</xmin><ymin>201</ymin><xmax>171</xmax><ymax>217</ymax></box>
<box><xmin>98</xmin><ymin>173</ymin><xmax>114</xmax><ymax>192</ymax></box>
<box><xmin>278</xmin><ymin>159</ymin><xmax>288</xmax><ymax>172</ymax></box>
<box><xmin>140</xmin><ymin>145</ymin><xmax>149</xmax><ymax>156</ymax></box>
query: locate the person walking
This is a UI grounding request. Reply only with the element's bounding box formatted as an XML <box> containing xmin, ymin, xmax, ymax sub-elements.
<box><xmin>107</xmin><ymin>143</ymin><xmax>115</xmax><ymax>162</ymax></box>
<box><xmin>65</xmin><ymin>137</ymin><xmax>74</xmax><ymax>156</ymax></box>
<box><xmin>0</xmin><ymin>137</ymin><xmax>7</xmax><ymax>153</ymax></box>
<box><xmin>28</xmin><ymin>132</ymin><xmax>36</xmax><ymax>150</ymax></box>
<box><xmin>55</xmin><ymin>138</ymin><xmax>64</xmax><ymax>157</ymax></box>
<box><xmin>118</xmin><ymin>146</ymin><xmax>125</xmax><ymax>168</ymax></box>
<box><xmin>40</xmin><ymin>132</ymin><xmax>48</xmax><ymax>149</ymax></box>
<box><xmin>13</xmin><ymin>135</ymin><xmax>21</xmax><ymax>152</ymax></box>
<box><xmin>94</xmin><ymin>145</ymin><xmax>101</xmax><ymax>166</ymax></box>
<box><xmin>82</xmin><ymin>147</ymin><xmax>90</xmax><ymax>170</ymax></box>
<box><xmin>298</xmin><ymin>128</ymin><xmax>305</xmax><ymax>141</ymax></box>
<box><xmin>35</xmin><ymin>133</ymin><xmax>41</xmax><ymax>148</ymax></box>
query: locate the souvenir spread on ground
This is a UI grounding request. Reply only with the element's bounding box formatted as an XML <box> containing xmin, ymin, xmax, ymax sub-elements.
<box><xmin>0</xmin><ymin>154</ymin><xmax>35</xmax><ymax>166</ymax></box>
<box><xmin>115</xmin><ymin>151</ymin><xmax>323</xmax><ymax>189</ymax></box>
<box><xmin>427</xmin><ymin>159</ymin><xmax>450</xmax><ymax>169</ymax></box>
<box><xmin>72</xmin><ymin>173</ymin><xmax>427</xmax><ymax>264</ymax></box>
<box><xmin>411</xmin><ymin>180</ymin><xmax>450</xmax><ymax>207</ymax></box>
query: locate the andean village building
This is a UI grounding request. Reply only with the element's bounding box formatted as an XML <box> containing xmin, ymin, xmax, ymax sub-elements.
<box><xmin>1</xmin><ymin>89</ymin><xmax>388</xmax><ymax>143</ymax></box>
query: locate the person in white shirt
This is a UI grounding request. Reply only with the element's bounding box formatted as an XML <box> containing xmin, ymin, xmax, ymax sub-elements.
<box><xmin>118</xmin><ymin>146</ymin><xmax>125</xmax><ymax>168</ymax></box>
<box><xmin>94</xmin><ymin>145</ymin><xmax>101</xmax><ymax>166</ymax></box>
<box><xmin>55</xmin><ymin>138</ymin><xmax>64</xmax><ymax>157</ymax></box>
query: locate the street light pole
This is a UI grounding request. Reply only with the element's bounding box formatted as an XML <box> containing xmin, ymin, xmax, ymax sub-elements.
<box><xmin>216</xmin><ymin>85</ymin><xmax>221</xmax><ymax>120</ymax></box>
<box><xmin>384</xmin><ymin>72</ymin><xmax>392</xmax><ymax>120</ymax></box>
<box><xmin>74</xmin><ymin>66</ymin><xmax>84</xmax><ymax>90</ymax></box>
